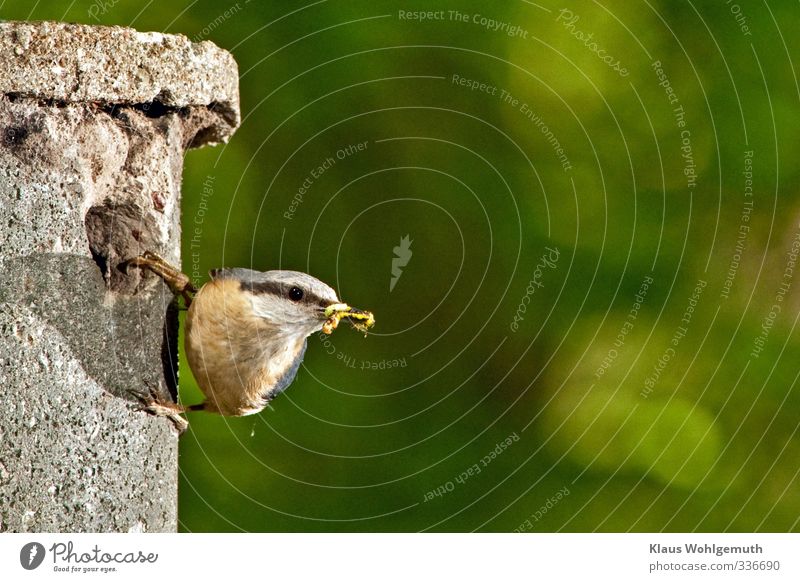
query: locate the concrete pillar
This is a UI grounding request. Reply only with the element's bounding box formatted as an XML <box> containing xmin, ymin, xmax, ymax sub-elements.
<box><xmin>0</xmin><ymin>21</ymin><xmax>239</xmax><ymax>532</ymax></box>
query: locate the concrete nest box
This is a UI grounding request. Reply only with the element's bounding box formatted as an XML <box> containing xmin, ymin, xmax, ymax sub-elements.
<box><xmin>0</xmin><ymin>21</ymin><xmax>240</xmax><ymax>532</ymax></box>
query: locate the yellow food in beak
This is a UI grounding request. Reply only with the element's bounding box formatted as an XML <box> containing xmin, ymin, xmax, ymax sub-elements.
<box><xmin>322</xmin><ymin>303</ymin><xmax>375</xmax><ymax>335</ymax></box>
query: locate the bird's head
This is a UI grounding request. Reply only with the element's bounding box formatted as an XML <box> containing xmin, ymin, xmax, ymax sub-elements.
<box><xmin>211</xmin><ymin>268</ymin><xmax>374</xmax><ymax>340</ymax></box>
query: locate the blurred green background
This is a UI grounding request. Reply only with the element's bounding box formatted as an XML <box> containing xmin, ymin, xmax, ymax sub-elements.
<box><xmin>7</xmin><ymin>0</ymin><xmax>800</xmax><ymax>531</ymax></box>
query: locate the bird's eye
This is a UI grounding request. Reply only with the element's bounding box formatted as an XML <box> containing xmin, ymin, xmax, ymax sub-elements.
<box><xmin>288</xmin><ymin>286</ymin><xmax>304</xmax><ymax>302</ymax></box>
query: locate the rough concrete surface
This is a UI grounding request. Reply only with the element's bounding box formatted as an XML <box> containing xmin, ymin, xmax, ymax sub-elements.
<box><xmin>0</xmin><ymin>21</ymin><xmax>240</xmax><ymax>532</ymax></box>
<box><xmin>0</xmin><ymin>21</ymin><xmax>239</xmax><ymax>143</ymax></box>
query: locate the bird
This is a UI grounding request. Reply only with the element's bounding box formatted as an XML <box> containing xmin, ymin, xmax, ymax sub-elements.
<box><xmin>125</xmin><ymin>251</ymin><xmax>374</xmax><ymax>431</ymax></box>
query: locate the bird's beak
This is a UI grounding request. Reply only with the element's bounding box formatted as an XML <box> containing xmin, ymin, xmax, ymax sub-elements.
<box><xmin>322</xmin><ymin>302</ymin><xmax>375</xmax><ymax>335</ymax></box>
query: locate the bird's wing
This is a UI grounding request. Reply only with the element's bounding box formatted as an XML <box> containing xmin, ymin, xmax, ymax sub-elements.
<box><xmin>270</xmin><ymin>338</ymin><xmax>308</xmax><ymax>398</ymax></box>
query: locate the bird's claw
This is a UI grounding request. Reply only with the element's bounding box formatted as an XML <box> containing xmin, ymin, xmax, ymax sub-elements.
<box><xmin>136</xmin><ymin>385</ymin><xmax>188</xmax><ymax>434</ymax></box>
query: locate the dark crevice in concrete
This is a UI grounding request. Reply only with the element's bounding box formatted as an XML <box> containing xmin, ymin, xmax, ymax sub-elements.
<box><xmin>4</xmin><ymin>92</ymin><xmax>236</xmax><ymax>149</ymax></box>
<box><xmin>161</xmin><ymin>301</ymin><xmax>180</xmax><ymax>402</ymax></box>
<box><xmin>5</xmin><ymin>91</ymin><xmax>186</xmax><ymax>117</ymax></box>
<box><xmin>88</xmin><ymin>245</ymin><xmax>108</xmax><ymax>280</ymax></box>
<box><xmin>4</xmin><ymin>91</ymin><xmax>236</xmax><ymax>131</ymax></box>
<box><xmin>1</xmin><ymin>124</ymin><xmax>28</xmax><ymax>147</ymax></box>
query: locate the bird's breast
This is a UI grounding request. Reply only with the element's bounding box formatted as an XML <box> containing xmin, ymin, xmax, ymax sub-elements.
<box><xmin>184</xmin><ymin>279</ymin><xmax>306</xmax><ymax>416</ymax></box>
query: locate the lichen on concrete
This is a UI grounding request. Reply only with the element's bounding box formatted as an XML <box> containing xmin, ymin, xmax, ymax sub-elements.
<box><xmin>0</xmin><ymin>21</ymin><xmax>240</xmax><ymax>532</ymax></box>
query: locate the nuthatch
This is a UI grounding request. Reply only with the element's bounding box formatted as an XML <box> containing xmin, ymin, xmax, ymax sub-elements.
<box><xmin>126</xmin><ymin>252</ymin><xmax>374</xmax><ymax>431</ymax></box>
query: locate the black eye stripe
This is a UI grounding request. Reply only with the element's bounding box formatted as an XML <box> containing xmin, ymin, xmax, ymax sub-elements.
<box><xmin>244</xmin><ymin>280</ymin><xmax>326</xmax><ymax>305</ymax></box>
<box><xmin>244</xmin><ymin>280</ymin><xmax>284</xmax><ymax>296</ymax></box>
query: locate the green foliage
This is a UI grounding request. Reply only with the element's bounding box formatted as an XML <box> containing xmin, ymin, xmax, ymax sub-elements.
<box><xmin>9</xmin><ymin>0</ymin><xmax>799</xmax><ymax>532</ymax></box>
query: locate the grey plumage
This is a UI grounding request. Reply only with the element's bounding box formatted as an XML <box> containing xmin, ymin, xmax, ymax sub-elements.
<box><xmin>268</xmin><ymin>339</ymin><xmax>307</xmax><ymax>400</ymax></box>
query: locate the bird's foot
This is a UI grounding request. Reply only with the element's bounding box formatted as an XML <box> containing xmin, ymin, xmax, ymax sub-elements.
<box><xmin>136</xmin><ymin>385</ymin><xmax>188</xmax><ymax>434</ymax></box>
<box><xmin>125</xmin><ymin>251</ymin><xmax>196</xmax><ymax>307</ymax></box>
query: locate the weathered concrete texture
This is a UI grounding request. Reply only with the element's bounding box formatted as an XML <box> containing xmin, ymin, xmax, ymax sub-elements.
<box><xmin>0</xmin><ymin>21</ymin><xmax>240</xmax><ymax>532</ymax></box>
<box><xmin>0</xmin><ymin>257</ymin><xmax>178</xmax><ymax>532</ymax></box>
<box><xmin>0</xmin><ymin>21</ymin><xmax>239</xmax><ymax>144</ymax></box>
